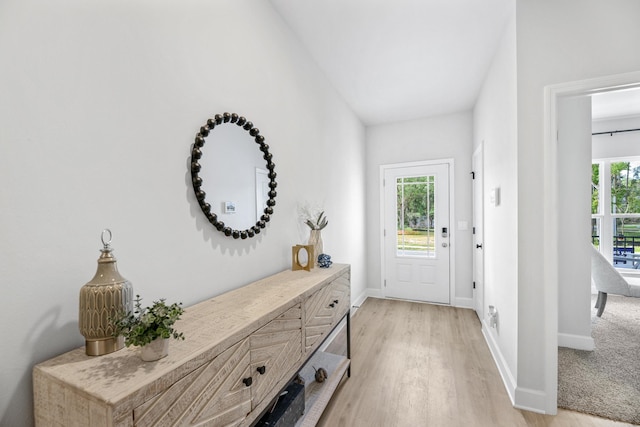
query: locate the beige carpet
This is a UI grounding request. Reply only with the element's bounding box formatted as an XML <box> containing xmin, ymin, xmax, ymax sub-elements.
<box><xmin>558</xmin><ymin>294</ymin><xmax>640</xmax><ymax>425</ymax></box>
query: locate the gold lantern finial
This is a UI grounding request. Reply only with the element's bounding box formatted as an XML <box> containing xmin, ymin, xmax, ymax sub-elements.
<box><xmin>79</xmin><ymin>229</ymin><xmax>134</xmax><ymax>356</ymax></box>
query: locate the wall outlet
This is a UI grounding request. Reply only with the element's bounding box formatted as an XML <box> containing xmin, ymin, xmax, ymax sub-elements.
<box><xmin>488</xmin><ymin>305</ymin><xmax>498</xmax><ymax>328</ymax></box>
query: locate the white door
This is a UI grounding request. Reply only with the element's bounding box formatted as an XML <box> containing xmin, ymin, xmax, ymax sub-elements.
<box><xmin>472</xmin><ymin>145</ymin><xmax>485</xmax><ymax>320</ymax></box>
<box><xmin>383</xmin><ymin>162</ymin><xmax>451</xmax><ymax>303</ymax></box>
<box><xmin>255</xmin><ymin>168</ymin><xmax>269</xmax><ymax>221</ymax></box>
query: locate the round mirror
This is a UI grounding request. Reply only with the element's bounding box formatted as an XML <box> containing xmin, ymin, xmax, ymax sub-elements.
<box><xmin>190</xmin><ymin>112</ymin><xmax>277</xmax><ymax>239</ymax></box>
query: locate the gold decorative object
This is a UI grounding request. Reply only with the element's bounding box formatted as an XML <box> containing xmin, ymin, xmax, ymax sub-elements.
<box><xmin>292</xmin><ymin>245</ymin><xmax>314</xmax><ymax>271</ymax></box>
<box><xmin>79</xmin><ymin>229</ymin><xmax>133</xmax><ymax>356</ymax></box>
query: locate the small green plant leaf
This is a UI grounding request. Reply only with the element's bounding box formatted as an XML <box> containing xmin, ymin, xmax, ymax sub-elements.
<box><xmin>111</xmin><ymin>295</ymin><xmax>185</xmax><ymax>348</ymax></box>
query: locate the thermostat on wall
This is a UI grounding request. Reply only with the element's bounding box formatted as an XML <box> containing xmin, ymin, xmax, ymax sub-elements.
<box><xmin>223</xmin><ymin>201</ymin><xmax>236</xmax><ymax>213</ymax></box>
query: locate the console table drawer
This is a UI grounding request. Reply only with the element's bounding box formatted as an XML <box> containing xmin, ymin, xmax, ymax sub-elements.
<box><xmin>328</xmin><ymin>273</ymin><xmax>350</xmax><ymax>322</ymax></box>
<box><xmin>134</xmin><ymin>305</ymin><xmax>302</xmax><ymax>426</ymax></box>
<box><xmin>304</xmin><ymin>272</ymin><xmax>350</xmax><ymax>354</ymax></box>
<box><xmin>249</xmin><ymin>304</ymin><xmax>302</xmax><ymax>410</ymax></box>
<box><xmin>133</xmin><ymin>338</ymin><xmax>252</xmax><ymax>426</ymax></box>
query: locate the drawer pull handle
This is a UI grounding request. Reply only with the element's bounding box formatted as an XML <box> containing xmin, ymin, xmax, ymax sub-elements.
<box><xmin>333</xmin><ymin>300</ymin><xmax>339</xmax><ymax>304</ymax></box>
<box><xmin>257</xmin><ymin>366</ymin><xmax>266</xmax><ymax>375</ymax></box>
<box><xmin>329</xmin><ymin>303</ymin><xmax>335</xmax><ymax>308</ymax></box>
<box><xmin>243</xmin><ymin>377</ymin><xmax>253</xmax><ymax>387</ymax></box>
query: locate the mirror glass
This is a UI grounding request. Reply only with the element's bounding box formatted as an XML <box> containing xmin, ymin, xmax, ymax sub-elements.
<box><xmin>190</xmin><ymin>113</ymin><xmax>277</xmax><ymax>239</ymax></box>
<box><xmin>200</xmin><ymin>125</ymin><xmax>266</xmax><ymax>230</ymax></box>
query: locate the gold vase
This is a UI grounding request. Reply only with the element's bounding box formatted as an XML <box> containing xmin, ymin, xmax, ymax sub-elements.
<box><xmin>79</xmin><ymin>230</ymin><xmax>133</xmax><ymax>356</ymax></box>
<box><xmin>308</xmin><ymin>230</ymin><xmax>323</xmax><ymax>267</ymax></box>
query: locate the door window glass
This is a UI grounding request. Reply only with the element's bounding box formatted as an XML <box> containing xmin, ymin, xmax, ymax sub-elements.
<box><xmin>396</xmin><ymin>176</ymin><xmax>435</xmax><ymax>257</ymax></box>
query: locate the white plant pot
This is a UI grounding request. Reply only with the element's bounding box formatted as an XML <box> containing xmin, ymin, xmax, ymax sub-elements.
<box><xmin>140</xmin><ymin>338</ymin><xmax>169</xmax><ymax>362</ymax></box>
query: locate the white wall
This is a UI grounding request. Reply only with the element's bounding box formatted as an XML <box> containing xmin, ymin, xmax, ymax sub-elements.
<box><xmin>365</xmin><ymin>112</ymin><xmax>474</xmax><ymax>306</ymax></box>
<box><xmin>0</xmin><ymin>1</ymin><xmax>366</xmax><ymax>425</ymax></box>
<box><xmin>472</xmin><ymin>9</ymin><xmax>518</xmax><ymax>399</ymax></box>
<box><xmin>516</xmin><ymin>0</ymin><xmax>640</xmax><ymax>412</ymax></box>
<box><xmin>557</xmin><ymin>96</ymin><xmax>593</xmax><ymax>350</ymax></box>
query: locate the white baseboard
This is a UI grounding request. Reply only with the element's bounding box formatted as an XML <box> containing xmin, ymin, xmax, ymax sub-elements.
<box><xmin>481</xmin><ymin>322</ymin><xmax>517</xmax><ymax>405</ymax></box>
<box><xmin>514</xmin><ymin>387</ymin><xmax>547</xmax><ymax>414</ymax></box>
<box><xmin>361</xmin><ymin>288</ymin><xmax>474</xmax><ymax>310</ymax></box>
<box><xmin>454</xmin><ymin>296</ymin><xmax>473</xmax><ymax>309</ymax></box>
<box><xmin>558</xmin><ymin>332</ymin><xmax>594</xmax><ymax>351</ymax></box>
<box><xmin>482</xmin><ymin>322</ymin><xmax>549</xmax><ymax>414</ymax></box>
<box><xmin>351</xmin><ymin>290</ymin><xmax>370</xmax><ymax>311</ymax></box>
<box><xmin>351</xmin><ymin>288</ymin><xmax>384</xmax><ymax>310</ymax></box>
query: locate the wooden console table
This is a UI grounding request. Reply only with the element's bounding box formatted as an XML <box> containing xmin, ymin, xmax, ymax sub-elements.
<box><xmin>33</xmin><ymin>264</ymin><xmax>351</xmax><ymax>426</ymax></box>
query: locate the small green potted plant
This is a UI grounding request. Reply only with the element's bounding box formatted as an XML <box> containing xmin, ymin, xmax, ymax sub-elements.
<box><xmin>112</xmin><ymin>295</ymin><xmax>185</xmax><ymax>361</ymax></box>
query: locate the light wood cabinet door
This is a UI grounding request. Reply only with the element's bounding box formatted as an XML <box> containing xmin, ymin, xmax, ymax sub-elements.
<box><xmin>328</xmin><ymin>274</ymin><xmax>350</xmax><ymax>323</ymax></box>
<box><xmin>133</xmin><ymin>338</ymin><xmax>252</xmax><ymax>427</ymax></box>
<box><xmin>249</xmin><ymin>304</ymin><xmax>302</xmax><ymax>409</ymax></box>
<box><xmin>304</xmin><ymin>273</ymin><xmax>350</xmax><ymax>354</ymax></box>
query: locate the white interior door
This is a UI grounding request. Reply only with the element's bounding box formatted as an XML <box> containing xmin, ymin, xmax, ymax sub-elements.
<box><xmin>472</xmin><ymin>144</ymin><xmax>485</xmax><ymax>320</ymax></box>
<box><xmin>255</xmin><ymin>168</ymin><xmax>269</xmax><ymax>221</ymax></box>
<box><xmin>383</xmin><ymin>162</ymin><xmax>451</xmax><ymax>304</ymax></box>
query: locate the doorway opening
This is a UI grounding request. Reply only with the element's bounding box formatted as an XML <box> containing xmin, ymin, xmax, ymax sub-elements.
<box><xmin>544</xmin><ymin>71</ymin><xmax>640</xmax><ymax>414</ymax></box>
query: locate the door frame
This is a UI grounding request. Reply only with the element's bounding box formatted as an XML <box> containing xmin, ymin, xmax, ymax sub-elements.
<box><xmin>379</xmin><ymin>158</ymin><xmax>455</xmax><ymax>304</ymax></box>
<box><xmin>543</xmin><ymin>71</ymin><xmax>640</xmax><ymax>414</ymax></box>
<box><xmin>472</xmin><ymin>143</ymin><xmax>484</xmax><ymax>320</ymax></box>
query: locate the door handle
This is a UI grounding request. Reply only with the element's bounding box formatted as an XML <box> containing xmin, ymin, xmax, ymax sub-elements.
<box><xmin>442</xmin><ymin>243</ymin><xmax>448</xmax><ymax>247</ymax></box>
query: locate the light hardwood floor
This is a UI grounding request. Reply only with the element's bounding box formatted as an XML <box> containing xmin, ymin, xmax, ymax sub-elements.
<box><xmin>318</xmin><ymin>298</ymin><xmax>635</xmax><ymax>427</ymax></box>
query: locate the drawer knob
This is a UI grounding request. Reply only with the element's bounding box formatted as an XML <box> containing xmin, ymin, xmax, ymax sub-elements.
<box><xmin>243</xmin><ymin>377</ymin><xmax>253</xmax><ymax>387</ymax></box>
<box><xmin>257</xmin><ymin>366</ymin><xmax>266</xmax><ymax>375</ymax></box>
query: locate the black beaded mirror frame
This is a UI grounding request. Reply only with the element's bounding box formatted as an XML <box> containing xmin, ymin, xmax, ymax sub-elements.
<box><xmin>190</xmin><ymin>112</ymin><xmax>277</xmax><ymax>239</ymax></box>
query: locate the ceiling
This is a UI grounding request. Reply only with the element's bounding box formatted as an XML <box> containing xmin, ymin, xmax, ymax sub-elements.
<box><xmin>269</xmin><ymin>0</ymin><xmax>640</xmax><ymax>126</ymax></box>
<box><xmin>592</xmin><ymin>87</ymin><xmax>640</xmax><ymax>121</ymax></box>
<box><xmin>269</xmin><ymin>0</ymin><xmax>514</xmax><ymax>125</ymax></box>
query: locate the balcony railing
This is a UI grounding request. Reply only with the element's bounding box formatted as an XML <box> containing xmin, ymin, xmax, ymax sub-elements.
<box><xmin>592</xmin><ymin>234</ymin><xmax>640</xmax><ymax>268</ymax></box>
<box><xmin>592</xmin><ymin>234</ymin><xmax>640</xmax><ymax>252</ymax></box>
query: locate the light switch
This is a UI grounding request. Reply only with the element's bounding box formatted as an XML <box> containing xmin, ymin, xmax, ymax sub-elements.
<box><xmin>490</xmin><ymin>187</ymin><xmax>501</xmax><ymax>207</ymax></box>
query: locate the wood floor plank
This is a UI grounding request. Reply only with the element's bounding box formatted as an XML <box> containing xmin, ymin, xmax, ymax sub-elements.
<box><xmin>318</xmin><ymin>298</ymin><xmax>635</xmax><ymax>427</ymax></box>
